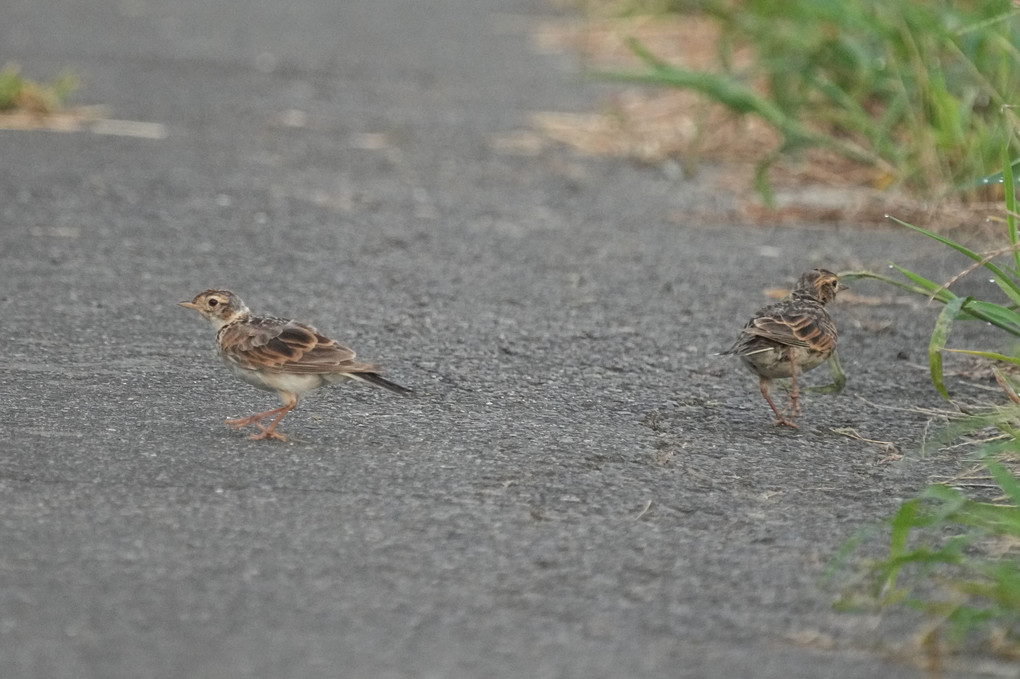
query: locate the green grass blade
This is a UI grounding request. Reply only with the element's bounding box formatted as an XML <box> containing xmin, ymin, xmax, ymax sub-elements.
<box><xmin>888</xmin><ymin>216</ymin><xmax>1020</xmax><ymax>306</ymax></box>
<box><xmin>838</xmin><ymin>270</ymin><xmax>953</xmax><ymax>302</ymax></box>
<box><xmin>930</xmin><ymin>295</ymin><xmax>967</xmax><ymax>400</ymax></box>
<box><xmin>959</xmin><ymin>299</ymin><xmax>1020</xmax><ymax>337</ymax></box>
<box><xmin>944</xmin><ymin>348</ymin><xmax>1020</xmax><ymax>368</ymax></box>
<box><xmin>0</xmin><ymin>64</ymin><xmax>24</xmax><ymax>111</ymax></box>
<box><xmin>888</xmin><ymin>264</ymin><xmax>955</xmax><ymax>299</ymax></box>
<box><xmin>968</xmin><ymin>563</ymin><xmax>1020</xmax><ymax>610</ymax></box>
<box><xmin>888</xmin><ymin>264</ymin><xmax>969</xmax><ymax>308</ymax></box>
<box><xmin>848</xmin><ymin>269</ymin><xmax>1020</xmax><ymax>333</ymax></box>
<box><xmin>878</xmin><ymin>499</ymin><xmax>923</xmax><ymax>594</ymax></box>
<box><xmin>888</xmin><ymin>500</ymin><xmax>920</xmax><ymax>558</ymax></box>
<box><xmin>966</xmin><ymin>162</ymin><xmax>1020</xmax><ymax>191</ymax></box>
<box><xmin>923</xmin><ymin>484</ymin><xmax>968</xmax><ymax>516</ymax></box>
<box><xmin>986</xmin><ymin>461</ymin><xmax>1020</xmax><ymax>507</ymax></box>
<box><xmin>947</xmin><ymin>500</ymin><xmax>1020</xmax><ymax>537</ymax></box>
<box><xmin>607</xmin><ymin>39</ymin><xmax>781</xmax><ymax>116</ymax></box>
<box><xmin>1004</xmin><ymin>143</ymin><xmax>1020</xmax><ymax>273</ymax></box>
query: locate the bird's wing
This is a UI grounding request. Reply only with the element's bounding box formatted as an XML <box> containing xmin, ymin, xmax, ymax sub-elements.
<box><xmin>220</xmin><ymin>318</ymin><xmax>377</xmax><ymax>375</ymax></box>
<box><xmin>742</xmin><ymin>307</ymin><xmax>836</xmax><ymax>352</ymax></box>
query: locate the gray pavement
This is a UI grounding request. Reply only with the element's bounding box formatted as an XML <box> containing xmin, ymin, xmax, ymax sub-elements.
<box><xmin>1</xmin><ymin>1</ymin><xmax>1006</xmax><ymax>677</ymax></box>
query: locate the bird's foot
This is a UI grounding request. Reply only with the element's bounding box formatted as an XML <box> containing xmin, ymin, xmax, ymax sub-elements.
<box><xmin>225</xmin><ymin>406</ymin><xmax>288</xmax><ymax>430</ymax></box>
<box><xmin>248</xmin><ymin>422</ymin><xmax>289</xmax><ymax>442</ymax></box>
<box><xmin>225</xmin><ymin>415</ymin><xmax>260</xmax><ymax>429</ymax></box>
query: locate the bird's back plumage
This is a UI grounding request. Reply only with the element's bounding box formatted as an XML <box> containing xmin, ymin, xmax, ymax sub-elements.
<box><xmin>218</xmin><ymin>316</ymin><xmax>374</xmax><ymax>376</ymax></box>
<box><xmin>725</xmin><ymin>297</ymin><xmax>837</xmax><ymax>358</ymax></box>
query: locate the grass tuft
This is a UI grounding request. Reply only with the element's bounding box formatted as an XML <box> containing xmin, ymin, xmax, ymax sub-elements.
<box><xmin>594</xmin><ymin>0</ymin><xmax>1020</xmax><ymax>202</ymax></box>
<box><xmin>835</xmin><ymin>143</ymin><xmax>1020</xmax><ymax>661</ymax></box>
<box><xmin>0</xmin><ymin>63</ymin><xmax>77</xmax><ymax>115</ymax></box>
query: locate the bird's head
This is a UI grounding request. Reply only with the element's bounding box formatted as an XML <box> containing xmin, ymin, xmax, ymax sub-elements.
<box><xmin>179</xmin><ymin>289</ymin><xmax>250</xmax><ymax>329</ymax></box>
<box><xmin>792</xmin><ymin>269</ymin><xmax>846</xmax><ymax>305</ymax></box>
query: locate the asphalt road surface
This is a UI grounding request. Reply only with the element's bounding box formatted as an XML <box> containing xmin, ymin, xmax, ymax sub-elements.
<box><xmin>2</xmin><ymin>1</ymin><xmax>1005</xmax><ymax>677</ymax></box>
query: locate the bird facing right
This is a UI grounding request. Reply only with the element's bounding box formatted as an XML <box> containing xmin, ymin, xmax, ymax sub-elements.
<box><xmin>722</xmin><ymin>268</ymin><xmax>846</xmax><ymax>427</ymax></box>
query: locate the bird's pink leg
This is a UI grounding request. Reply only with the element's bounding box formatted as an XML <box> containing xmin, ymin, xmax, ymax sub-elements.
<box><xmin>248</xmin><ymin>406</ymin><xmax>294</xmax><ymax>441</ymax></box>
<box><xmin>760</xmin><ymin>377</ymin><xmax>797</xmax><ymax>428</ymax></box>
<box><xmin>225</xmin><ymin>393</ymin><xmax>298</xmax><ymax>441</ymax></box>
<box><xmin>225</xmin><ymin>406</ymin><xmax>288</xmax><ymax>429</ymax></box>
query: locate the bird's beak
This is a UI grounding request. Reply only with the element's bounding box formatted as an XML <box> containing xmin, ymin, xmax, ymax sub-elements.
<box><xmin>837</xmin><ymin>283</ymin><xmax>849</xmax><ymax>292</ymax></box>
<box><xmin>178</xmin><ymin>301</ymin><xmax>200</xmax><ymax>310</ymax></box>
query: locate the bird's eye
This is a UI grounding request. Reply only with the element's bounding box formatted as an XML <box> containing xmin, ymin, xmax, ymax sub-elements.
<box><xmin>208</xmin><ymin>299</ymin><xmax>219</xmax><ymax>307</ymax></box>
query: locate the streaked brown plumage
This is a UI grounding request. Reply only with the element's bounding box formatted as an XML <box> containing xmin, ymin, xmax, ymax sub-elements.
<box><xmin>179</xmin><ymin>289</ymin><xmax>411</xmax><ymax>441</ymax></box>
<box><xmin>722</xmin><ymin>269</ymin><xmax>845</xmax><ymax>427</ymax></box>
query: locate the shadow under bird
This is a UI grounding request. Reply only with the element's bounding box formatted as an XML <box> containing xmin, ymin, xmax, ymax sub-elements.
<box><xmin>179</xmin><ymin>289</ymin><xmax>411</xmax><ymax>441</ymax></box>
<box><xmin>722</xmin><ymin>269</ymin><xmax>846</xmax><ymax>428</ymax></box>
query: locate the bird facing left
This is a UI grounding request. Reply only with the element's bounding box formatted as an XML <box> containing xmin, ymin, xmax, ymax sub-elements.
<box><xmin>179</xmin><ymin>289</ymin><xmax>411</xmax><ymax>442</ymax></box>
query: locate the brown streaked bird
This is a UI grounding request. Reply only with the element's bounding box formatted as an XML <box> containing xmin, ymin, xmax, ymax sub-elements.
<box><xmin>179</xmin><ymin>289</ymin><xmax>411</xmax><ymax>441</ymax></box>
<box><xmin>722</xmin><ymin>269</ymin><xmax>846</xmax><ymax>428</ymax></box>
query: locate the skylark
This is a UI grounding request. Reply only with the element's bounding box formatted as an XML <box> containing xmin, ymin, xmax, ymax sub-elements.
<box><xmin>722</xmin><ymin>269</ymin><xmax>845</xmax><ymax>428</ymax></box>
<box><xmin>180</xmin><ymin>289</ymin><xmax>411</xmax><ymax>441</ymax></box>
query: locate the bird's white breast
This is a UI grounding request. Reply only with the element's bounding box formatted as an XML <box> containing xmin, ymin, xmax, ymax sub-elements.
<box><xmin>221</xmin><ymin>358</ymin><xmax>327</xmax><ymax>397</ymax></box>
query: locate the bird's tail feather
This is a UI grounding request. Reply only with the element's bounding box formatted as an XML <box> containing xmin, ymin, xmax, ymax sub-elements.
<box><xmin>355</xmin><ymin>372</ymin><xmax>414</xmax><ymax>396</ymax></box>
